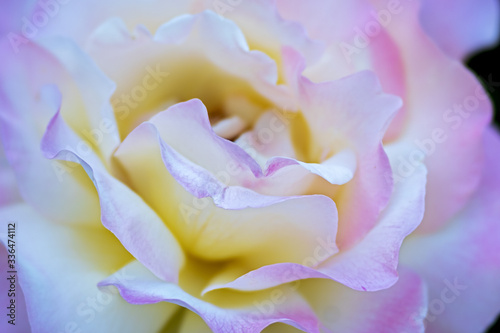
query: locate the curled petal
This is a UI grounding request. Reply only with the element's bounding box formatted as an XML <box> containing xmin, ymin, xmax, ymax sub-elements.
<box><xmin>0</xmin><ymin>204</ymin><xmax>174</xmax><ymax>333</ymax></box>
<box><xmin>0</xmin><ymin>41</ymin><xmax>101</xmax><ymax>225</ymax></box>
<box><xmin>100</xmin><ymin>260</ymin><xmax>322</xmax><ymax>333</ymax></box>
<box><xmin>302</xmin><ymin>267</ymin><xmax>428</xmax><ymax>333</ymax></box>
<box><xmin>283</xmin><ymin>47</ymin><xmax>401</xmax><ymax>248</ymax></box>
<box><xmin>317</xmin><ymin>159</ymin><xmax>426</xmax><ymax>291</ymax></box>
<box><xmin>41</xmin><ymin>110</ymin><xmax>185</xmax><ymax>284</ymax></box>
<box><xmin>373</xmin><ymin>0</ymin><xmax>493</xmax><ymax>233</ymax></box>
<box><xmin>115</xmin><ymin>106</ymin><xmax>339</xmax><ymax>268</ymax></box>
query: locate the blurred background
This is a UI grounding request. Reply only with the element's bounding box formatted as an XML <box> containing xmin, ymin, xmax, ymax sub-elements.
<box><xmin>468</xmin><ymin>41</ymin><xmax>500</xmax><ymax>333</ymax></box>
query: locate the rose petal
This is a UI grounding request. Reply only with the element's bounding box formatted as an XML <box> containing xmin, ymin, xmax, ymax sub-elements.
<box><xmin>86</xmin><ymin>11</ymin><xmax>291</xmax><ymax>139</ymax></box>
<box><xmin>371</xmin><ymin>0</ymin><xmax>493</xmax><ymax>233</ymax></box>
<box><xmin>19</xmin><ymin>0</ymin><xmax>199</xmax><ymax>47</ymax></box>
<box><xmin>0</xmin><ymin>203</ymin><xmax>175</xmax><ymax>333</ymax></box>
<box><xmin>302</xmin><ymin>267</ymin><xmax>428</xmax><ymax>332</ymax></box>
<box><xmin>279</xmin><ymin>0</ymin><xmax>494</xmax><ymax>234</ymax></box>
<box><xmin>115</xmin><ymin>110</ymin><xmax>339</xmax><ymax>268</ymax></box>
<box><xmin>401</xmin><ymin>126</ymin><xmax>500</xmax><ymax>332</ymax></box>
<box><xmin>202</xmin><ymin>263</ymin><xmax>332</xmax><ymax>295</ymax></box>
<box><xmin>41</xmin><ymin>109</ymin><xmax>185</xmax><ymax>284</ymax></box>
<box><xmin>37</xmin><ymin>36</ymin><xmax>121</xmax><ymax>162</ymax></box>
<box><xmin>100</xmin><ymin>260</ymin><xmax>321</xmax><ymax>333</ymax></box>
<box><xmin>199</xmin><ymin>151</ymin><xmax>425</xmax><ymax>294</ymax></box>
<box><xmin>146</xmin><ymin>99</ymin><xmax>262</xmax><ymax>186</ymax></box>
<box><xmin>235</xmin><ymin>110</ymin><xmax>357</xmax><ymax>197</ymax></box>
<box><xmin>283</xmin><ymin>47</ymin><xmax>401</xmax><ymax>248</ymax></box>
<box><xmin>316</xmin><ymin>158</ymin><xmax>426</xmax><ymax>291</ymax></box>
<box><xmin>212</xmin><ymin>0</ymin><xmax>325</xmax><ymax>78</ymax></box>
<box><xmin>0</xmin><ymin>40</ymin><xmax>101</xmax><ymax>225</ymax></box>
<box><xmin>275</xmin><ymin>0</ymin><xmax>377</xmax><ymax>82</ymax></box>
<box><xmin>147</xmin><ymin>99</ymin><xmax>356</xmax><ymax>196</ymax></box>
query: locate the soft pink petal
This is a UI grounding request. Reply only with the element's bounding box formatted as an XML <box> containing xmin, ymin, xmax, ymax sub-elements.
<box><xmin>284</xmin><ymin>49</ymin><xmax>401</xmax><ymax>151</ymax></box>
<box><xmin>279</xmin><ymin>0</ymin><xmax>493</xmax><ymax>235</ymax></box>
<box><xmin>100</xmin><ymin>260</ymin><xmax>321</xmax><ymax>333</ymax></box>
<box><xmin>40</xmin><ymin>110</ymin><xmax>185</xmax><ymax>284</ymax></box>
<box><xmin>303</xmin><ymin>267</ymin><xmax>428</xmax><ymax>333</ymax></box>
<box><xmin>317</xmin><ymin>160</ymin><xmax>426</xmax><ymax>291</ymax></box>
<box><xmin>202</xmin><ymin>263</ymin><xmax>333</xmax><ymax>295</ymax></box>
<box><xmin>283</xmin><ymin>47</ymin><xmax>401</xmax><ymax>248</ymax></box>
<box><xmin>236</xmin><ymin>110</ymin><xmax>298</xmax><ymax>164</ymax></box>
<box><xmin>147</xmin><ymin>99</ymin><xmax>262</xmax><ymax>186</ymax></box>
<box><xmin>234</xmin><ymin>110</ymin><xmax>356</xmax><ymax>197</ymax></box>
<box><xmin>333</xmin><ymin>146</ymin><xmax>394</xmax><ymax>249</ymax></box>
<box><xmin>115</xmin><ymin>110</ymin><xmax>339</xmax><ymax>267</ymax></box>
<box><xmin>275</xmin><ymin>0</ymin><xmax>406</xmax><ymax>142</ymax></box>
<box><xmin>367</xmin><ymin>29</ymin><xmax>407</xmax><ymax>142</ymax></box>
<box><xmin>275</xmin><ymin>0</ymin><xmax>372</xmax><ymax>46</ymax></box>
<box><xmin>148</xmin><ymin>99</ymin><xmax>356</xmax><ymax>196</ymax></box>
<box><xmin>201</xmin><ymin>158</ymin><xmax>425</xmax><ymax>294</ymax></box>
<box><xmin>211</xmin><ymin>0</ymin><xmax>325</xmax><ymax>71</ymax></box>
<box><xmin>401</xmin><ymin>126</ymin><xmax>500</xmax><ymax>332</ymax></box>
<box><xmin>374</xmin><ymin>0</ymin><xmax>493</xmax><ymax>233</ymax></box>
<box><xmin>276</xmin><ymin>0</ymin><xmax>384</xmax><ymax>84</ymax></box>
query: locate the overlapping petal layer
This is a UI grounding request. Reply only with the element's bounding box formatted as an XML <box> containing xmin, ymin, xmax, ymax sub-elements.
<box><xmin>401</xmin><ymin>126</ymin><xmax>500</xmax><ymax>332</ymax></box>
<box><xmin>0</xmin><ymin>204</ymin><xmax>173</xmax><ymax>333</ymax></box>
<box><xmin>100</xmin><ymin>260</ymin><xmax>322</xmax><ymax>333</ymax></box>
<box><xmin>0</xmin><ymin>0</ymin><xmax>498</xmax><ymax>332</ymax></box>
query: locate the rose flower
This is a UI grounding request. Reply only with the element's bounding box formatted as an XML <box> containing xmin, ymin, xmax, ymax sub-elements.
<box><xmin>1</xmin><ymin>0</ymin><xmax>499</xmax><ymax>332</ymax></box>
